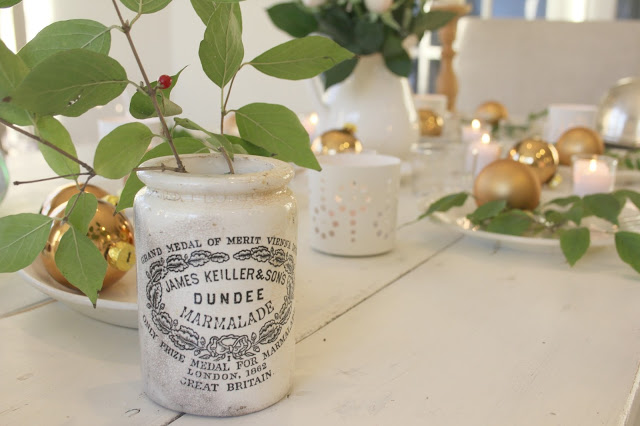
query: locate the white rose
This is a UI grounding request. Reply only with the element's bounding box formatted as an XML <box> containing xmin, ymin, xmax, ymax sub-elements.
<box><xmin>302</xmin><ymin>0</ymin><xmax>328</xmax><ymax>7</ymax></box>
<box><xmin>364</xmin><ymin>0</ymin><xmax>393</xmax><ymax>14</ymax></box>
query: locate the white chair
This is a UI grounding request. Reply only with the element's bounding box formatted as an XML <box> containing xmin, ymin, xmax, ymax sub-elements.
<box><xmin>454</xmin><ymin>17</ymin><xmax>640</xmax><ymax>118</ymax></box>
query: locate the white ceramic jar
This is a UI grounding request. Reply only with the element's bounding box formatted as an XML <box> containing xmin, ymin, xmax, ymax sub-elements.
<box><xmin>134</xmin><ymin>153</ymin><xmax>297</xmax><ymax>416</ymax></box>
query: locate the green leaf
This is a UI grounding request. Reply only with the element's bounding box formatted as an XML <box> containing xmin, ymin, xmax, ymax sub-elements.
<box><xmin>267</xmin><ymin>2</ymin><xmax>318</xmax><ymax>38</ymax></box>
<box><xmin>235</xmin><ymin>102</ymin><xmax>320</xmax><ymax>170</ymax></box>
<box><xmin>65</xmin><ymin>193</ymin><xmax>97</xmax><ymax>234</ymax></box>
<box><xmin>11</xmin><ymin>49</ymin><xmax>127</xmax><ymax>117</ymax></box>
<box><xmin>0</xmin><ymin>38</ymin><xmax>28</xmax><ymax>98</ymax></box>
<box><xmin>583</xmin><ymin>193</ymin><xmax>623</xmax><ymax>226</ymax></box>
<box><xmin>225</xmin><ymin>134</ymin><xmax>272</xmax><ymax>157</ymax></box>
<box><xmin>0</xmin><ymin>0</ymin><xmax>22</xmax><ymax>7</ymax></box>
<box><xmin>546</xmin><ymin>195</ymin><xmax>580</xmax><ymax>207</ymax></box>
<box><xmin>411</xmin><ymin>10</ymin><xmax>456</xmax><ymax>36</ymax></box>
<box><xmin>559</xmin><ymin>227</ymin><xmax>590</xmax><ymax>266</ymax></box>
<box><xmin>198</xmin><ymin>3</ymin><xmax>244</xmax><ymax>88</ymax></box>
<box><xmin>565</xmin><ymin>201</ymin><xmax>585</xmax><ymax>225</ymax></box>
<box><xmin>614</xmin><ymin>189</ymin><xmax>640</xmax><ymax>211</ymax></box>
<box><xmin>129</xmin><ymin>67</ymin><xmax>185</xmax><ymax>119</ymax></box>
<box><xmin>35</xmin><ymin>116</ymin><xmax>80</xmax><ymax>178</ymax></box>
<box><xmin>116</xmin><ymin>137</ymin><xmax>207</xmax><ymax>211</ymax></box>
<box><xmin>486</xmin><ymin>210</ymin><xmax>533</xmax><ymax>235</ymax></box>
<box><xmin>467</xmin><ymin>200</ymin><xmax>507</xmax><ymax>224</ymax></box>
<box><xmin>0</xmin><ymin>102</ymin><xmax>30</xmax><ymax>125</ymax></box>
<box><xmin>206</xmin><ymin>133</ymin><xmax>235</xmax><ymax>160</ymax></box>
<box><xmin>0</xmin><ymin>213</ymin><xmax>53</xmax><ymax>272</ymax></box>
<box><xmin>353</xmin><ymin>19</ymin><xmax>384</xmax><ymax>55</ymax></box>
<box><xmin>380</xmin><ymin>11</ymin><xmax>401</xmax><ymax>32</ymax></box>
<box><xmin>18</xmin><ymin>20</ymin><xmax>111</xmax><ymax>68</ymax></box>
<box><xmin>418</xmin><ymin>192</ymin><xmax>468</xmax><ymax>220</ymax></box>
<box><xmin>55</xmin><ymin>227</ymin><xmax>107</xmax><ymax>305</ymax></box>
<box><xmin>544</xmin><ymin>210</ymin><xmax>567</xmax><ymax>226</ymax></box>
<box><xmin>382</xmin><ymin>34</ymin><xmax>411</xmax><ymax>77</ymax></box>
<box><xmin>615</xmin><ymin>231</ymin><xmax>640</xmax><ymax>274</ymax></box>
<box><xmin>0</xmin><ymin>38</ymin><xmax>30</xmax><ymax>124</ymax></box>
<box><xmin>250</xmin><ymin>36</ymin><xmax>354</xmax><ymax>81</ymax></box>
<box><xmin>315</xmin><ymin>6</ymin><xmax>354</xmax><ymax>48</ymax></box>
<box><xmin>323</xmin><ymin>56</ymin><xmax>358</xmax><ymax>90</ymax></box>
<box><xmin>190</xmin><ymin>0</ymin><xmax>242</xmax><ymax>28</ymax></box>
<box><xmin>119</xmin><ymin>0</ymin><xmax>172</xmax><ymax>14</ymax></box>
<box><xmin>93</xmin><ymin>122</ymin><xmax>154</xmax><ymax>179</ymax></box>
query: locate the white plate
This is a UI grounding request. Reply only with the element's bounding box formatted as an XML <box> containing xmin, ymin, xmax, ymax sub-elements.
<box><xmin>19</xmin><ymin>259</ymin><xmax>137</xmax><ymax>329</ymax></box>
<box><xmin>429</xmin><ymin>198</ymin><xmax>620</xmax><ymax>252</ymax></box>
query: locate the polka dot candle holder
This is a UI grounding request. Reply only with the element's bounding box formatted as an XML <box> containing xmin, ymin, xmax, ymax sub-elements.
<box><xmin>308</xmin><ymin>153</ymin><xmax>401</xmax><ymax>256</ymax></box>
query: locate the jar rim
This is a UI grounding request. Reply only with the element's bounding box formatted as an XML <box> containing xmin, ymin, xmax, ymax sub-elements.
<box><xmin>136</xmin><ymin>153</ymin><xmax>294</xmax><ymax>195</ymax></box>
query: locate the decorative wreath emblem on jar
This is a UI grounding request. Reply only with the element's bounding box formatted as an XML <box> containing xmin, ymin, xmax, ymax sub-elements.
<box><xmin>145</xmin><ymin>246</ymin><xmax>295</xmax><ymax>361</ymax></box>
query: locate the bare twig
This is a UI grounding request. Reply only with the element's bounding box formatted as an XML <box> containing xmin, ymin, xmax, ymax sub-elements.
<box><xmin>133</xmin><ymin>164</ymin><xmax>182</xmax><ymax>173</ymax></box>
<box><xmin>13</xmin><ymin>172</ymin><xmax>92</xmax><ymax>186</ymax></box>
<box><xmin>218</xmin><ymin>148</ymin><xmax>235</xmax><ymax>174</ymax></box>
<box><xmin>111</xmin><ymin>0</ymin><xmax>186</xmax><ymax>173</ymax></box>
<box><xmin>0</xmin><ymin>118</ymin><xmax>95</xmax><ymax>174</ymax></box>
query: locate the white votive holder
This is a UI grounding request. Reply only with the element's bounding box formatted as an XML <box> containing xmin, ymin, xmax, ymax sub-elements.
<box><xmin>572</xmin><ymin>154</ymin><xmax>617</xmax><ymax>196</ymax></box>
<box><xmin>545</xmin><ymin>103</ymin><xmax>597</xmax><ymax>143</ymax></box>
<box><xmin>308</xmin><ymin>153</ymin><xmax>401</xmax><ymax>257</ymax></box>
<box><xmin>465</xmin><ymin>133</ymin><xmax>502</xmax><ymax>177</ymax></box>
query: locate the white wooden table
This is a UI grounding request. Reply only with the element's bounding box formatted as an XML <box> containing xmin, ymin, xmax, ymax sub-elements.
<box><xmin>2</xmin><ymin>147</ymin><xmax>640</xmax><ymax>426</ymax></box>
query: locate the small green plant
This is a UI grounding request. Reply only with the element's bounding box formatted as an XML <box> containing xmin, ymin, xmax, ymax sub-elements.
<box><xmin>0</xmin><ymin>0</ymin><xmax>353</xmax><ymax>304</ymax></box>
<box><xmin>267</xmin><ymin>0</ymin><xmax>454</xmax><ymax>88</ymax></box>
<box><xmin>420</xmin><ymin>189</ymin><xmax>640</xmax><ymax>273</ymax></box>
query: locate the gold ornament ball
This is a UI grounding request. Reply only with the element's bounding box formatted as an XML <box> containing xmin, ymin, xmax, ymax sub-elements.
<box><xmin>418</xmin><ymin>108</ymin><xmax>444</xmax><ymax>136</ymax></box>
<box><xmin>555</xmin><ymin>126</ymin><xmax>604</xmax><ymax>165</ymax></box>
<box><xmin>474</xmin><ymin>101</ymin><xmax>508</xmax><ymax>126</ymax></box>
<box><xmin>311</xmin><ymin>125</ymin><xmax>363</xmax><ymax>155</ymax></box>
<box><xmin>473</xmin><ymin>159</ymin><xmax>541</xmax><ymax>210</ymax></box>
<box><xmin>40</xmin><ymin>183</ymin><xmax>110</xmax><ymax>217</ymax></box>
<box><xmin>508</xmin><ymin>138</ymin><xmax>559</xmax><ymax>184</ymax></box>
<box><xmin>41</xmin><ymin>200</ymin><xmax>135</xmax><ymax>292</ymax></box>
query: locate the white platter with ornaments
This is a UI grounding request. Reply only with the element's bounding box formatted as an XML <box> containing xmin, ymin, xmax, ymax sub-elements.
<box><xmin>426</xmin><ymin>193</ymin><xmax>639</xmax><ymax>253</ymax></box>
<box><xmin>19</xmin><ymin>258</ymin><xmax>137</xmax><ymax>329</ymax></box>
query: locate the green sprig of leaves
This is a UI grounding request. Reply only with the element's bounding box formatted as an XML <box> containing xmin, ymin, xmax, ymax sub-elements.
<box><xmin>420</xmin><ymin>190</ymin><xmax>640</xmax><ymax>274</ymax></box>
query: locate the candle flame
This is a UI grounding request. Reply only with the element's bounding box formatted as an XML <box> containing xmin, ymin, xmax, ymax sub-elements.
<box><xmin>481</xmin><ymin>133</ymin><xmax>491</xmax><ymax>144</ymax></box>
<box><xmin>472</xmin><ymin>119</ymin><xmax>481</xmax><ymax>130</ymax></box>
<box><xmin>589</xmin><ymin>159</ymin><xmax>598</xmax><ymax>172</ymax></box>
<box><xmin>309</xmin><ymin>112</ymin><xmax>319</xmax><ymax>125</ymax></box>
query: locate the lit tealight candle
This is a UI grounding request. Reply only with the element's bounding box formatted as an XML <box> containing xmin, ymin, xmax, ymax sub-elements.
<box><xmin>299</xmin><ymin>112</ymin><xmax>319</xmax><ymax>138</ymax></box>
<box><xmin>462</xmin><ymin>119</ymin><xmax>486</xmax><ymax>144</ymax></box>
<box><xmin>466</xmin><ymin>133</ymin><xmax>502</xmax><ymax>177</ymax></box>
<box><xmin>572</xmin><ymin>155</ymin><xmax>617</xmax><ymax>196</ymax></box>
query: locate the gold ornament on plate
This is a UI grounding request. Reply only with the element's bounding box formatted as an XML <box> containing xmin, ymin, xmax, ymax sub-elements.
<box><xmin>474</xmin><ymin>101</ymin><xmax>508</xmax><ymax>126</ymax></box>
<box><xmin>508</xmin><ymin>138</ymin><xmax>559</xmax><ymax>184</ymax></box>
<box><xmin>418</xmin><ymin>108</ymin><xmax>444</xmax><ymax>136</ymax></box>
<box><xmin>40</xmin><ymin>183</ymin><xmax>110</xmax><ymax>217</ymax></box>
<box><xmin>311</xmin><ymin>125</ymin><xmax>363</xmax><ymax>155</ymax></box>
<box><xmin>473</xmin><ymin>159</ymin><xmax>541</xmax><ymax>210</ymax></box>
<box><xmin>555</xmin><ymin>126</ymin><xmax>604</xmax><ymax>165</ymax></box>
<box><xmin>41</xmin><ymin>199</ymin><xmax>135</xmax><ymax>292</ymax></box>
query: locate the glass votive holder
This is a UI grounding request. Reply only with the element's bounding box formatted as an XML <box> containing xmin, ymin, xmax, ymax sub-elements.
<box><xmin>308</xmin><ymin>153</ymin><xmax>401</xmax><ymax>257</ymax></box>
<box><xmin>572</xmin><ymin>154</ymin><xmax>617</xmax><ymax>196</ymax></box>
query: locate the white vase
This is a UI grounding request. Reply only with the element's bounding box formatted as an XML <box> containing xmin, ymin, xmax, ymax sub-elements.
<box><xmin>134</xmin><ymin>153</ymin><xmax>297</xmax><ymax>416</ymax></box>
<box><xmin>312</xmin><ymin>54</ymin><xmax>420</xmax><ymax>159</ymax></box>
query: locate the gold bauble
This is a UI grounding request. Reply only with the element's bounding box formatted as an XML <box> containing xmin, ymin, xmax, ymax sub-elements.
<box><xmin>40</xmin><ymin>183</ymin><xmax>110</xmax><ymax>216</ymax></box>
<box><xmin>473</xmin><ymin>159</ymin><xmax>541</xmax><ymax>210</ymax></box>
<box><xmin>41</xmin><ymin>200</ymin><xmax>135</xmax><ymax>292</ymax></box>
<box><xmin>474</xmin><ymin>101</ymin><xmax>508</xmax><ymax>126</ymax></box>
<box><xmin>508</xmin><ymin>138</ymin><xmax>559</xmax><ymax>184</ymax></box>
<box><xmin>418</xmin><ymin>108</ymin><xmax>444</xmax><ymax>136</ymax></box>
<box><xmin>555</xmin><ymin>126</ymin><xmax>604</xmax><ymax>165</ymax></box>
<box><xmin>311</xmin><ymin>125</ymin><xmax>363</xmax><ymax>155</ymax></box>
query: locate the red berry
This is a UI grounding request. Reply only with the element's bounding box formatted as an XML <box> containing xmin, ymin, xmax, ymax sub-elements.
<box><xmin>157</xmin><ymin>74</ymin><xmax>172</xmax><ymax>89</ymax></box>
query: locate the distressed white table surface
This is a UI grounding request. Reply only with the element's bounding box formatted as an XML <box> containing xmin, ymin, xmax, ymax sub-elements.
<box><xmin>2</xmin><ymin>148</ymin><xmax>640</xmax><ymax>425</ymax></box>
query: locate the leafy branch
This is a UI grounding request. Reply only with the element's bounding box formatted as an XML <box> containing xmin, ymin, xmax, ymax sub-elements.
<box><xmin>420</xmin><ymin>190</ymin><xmax>640</xmax><ymax>273</ymax></box>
